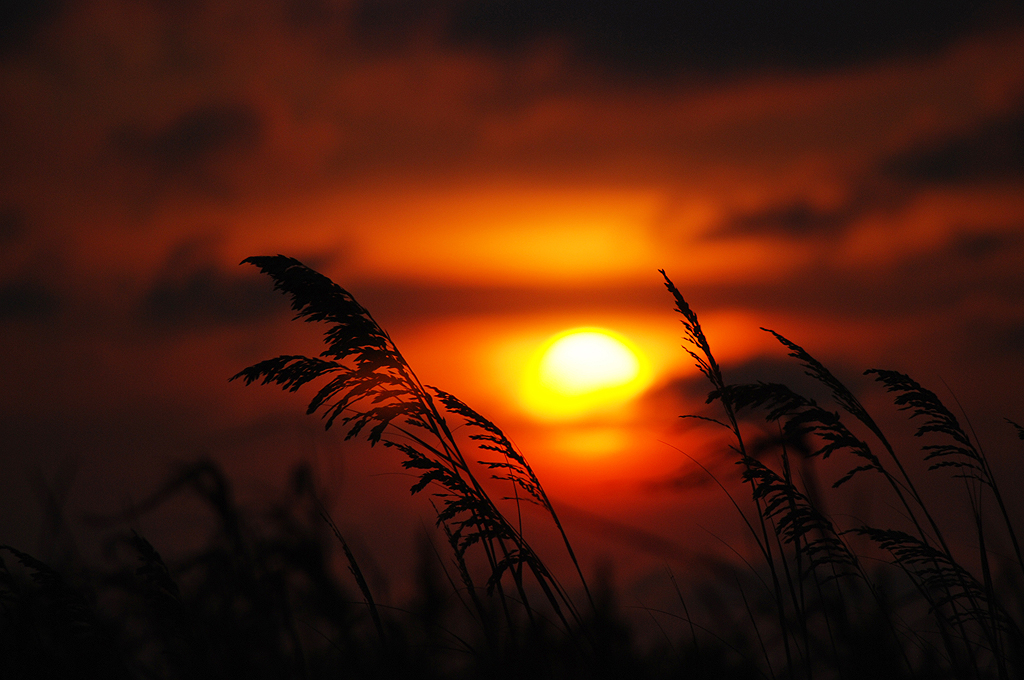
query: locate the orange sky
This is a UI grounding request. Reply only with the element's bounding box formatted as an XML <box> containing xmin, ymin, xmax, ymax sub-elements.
<box><xmin>2</xmin><ymin>0</ymin><xmax>1024</xmax><ymax>590</ymax></box>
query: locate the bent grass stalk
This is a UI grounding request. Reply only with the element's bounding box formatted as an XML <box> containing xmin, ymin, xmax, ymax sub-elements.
<box><xmin>226</xmin><ymin>256</ymin><xmax>1020</xmax><ymax>679</ymax></box>
<box><xmin>232</xmin><ymin>255</ymin><xmax>591</xmax><ymax>637</ymax></box>
<box><xmin>661</xmin><ymin>271</ymin><xmax>1021</xmax><ymax>679</ymax></box>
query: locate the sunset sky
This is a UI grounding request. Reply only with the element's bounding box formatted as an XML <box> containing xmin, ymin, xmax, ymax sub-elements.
<box><xmin>3</xmin><ymin>1</ymin><xmax>1023</xmax><ymax>589</ymax></box>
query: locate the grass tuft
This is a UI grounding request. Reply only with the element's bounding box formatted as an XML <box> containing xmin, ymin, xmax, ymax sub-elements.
<box><xmin>0</xmin><ymin>258</ymin><xmax>1019</xmax><ymax>679</ymax></box>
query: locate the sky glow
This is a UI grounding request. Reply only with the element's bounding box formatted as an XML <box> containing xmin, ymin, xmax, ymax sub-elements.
<box><xmin>1</xmin><ymin>0</ymin><xmax>1022</xmax><ymax>587</ymax></box>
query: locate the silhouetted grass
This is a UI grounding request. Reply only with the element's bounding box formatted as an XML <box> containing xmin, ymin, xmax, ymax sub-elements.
<box><xmin>1</xmin><ymin>256</ymin><xmax>1020</xmax><ymax>678</ymax></box>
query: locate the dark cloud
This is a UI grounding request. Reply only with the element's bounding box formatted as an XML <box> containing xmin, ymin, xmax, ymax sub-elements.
<box><xmin>351</xmin><ymin>0</ymin><xmax>439</xmax><ymax>50</ymax></box>
<box><xmin>141</xmin><ymin>268</ymin><xmax>275</xmax><ymax>327</ymax></box>
<box><xmin>710</xmin><ymin>200</ymin><xmax>863</xmax><ymax>240</ymax></box>
<box><xmin>0</xmin><ymin>279</ymin><xmax>60</xmax><ymax>321</ymax></box>
<box><xmin>285</xmin><ymin>0</ymin><xmax>350</xmax><ymax>28</ymax></box>
<box><xmin>443</xmin><ymin>0</ymin><xmax>1018</xmax><ymax>78</ymax></box>
<box><xmin>991</xmin><ymin>319</ymin><xmax>1024</xmax><ymax>353</ymax></box>
<box><xmin>917</xmin><ymin>228</ymin><xmax>1024</xmax><ymax>281</ymax></box>
<box><xmin>0</xmin><ymin>0</ymin><xmax>63</xmax><ymax>59</ymax></box>
<box><xmin>667</xmin><ymin>230</ymin><xmax>1024</xmax><ymax>324</ymax></box>
<box><xmin>111</xmin><ymin>103</ymin><xmax>263</xmax><ymax>195</ymax></box>
<box><xmin>0</xmin><ymin>207</ymin><xmax>28</xmax><ymax>244</ymax></box>
<box><xmin>115</xmin><ymin>103</ymin><xmax>263</xmax><ymax>169</ymax></box>
<box><xmin>0</xmin><ymin>208</ymin><xmax>58</xmax><ymax>321</ymax></box>
<box><xmin>885</xmin><ymin>107</ymin><xmax>1024</xmax><ymax>185</ymax></box>
<box><xmin>928</xmin><ymin>300</ymin><xmax>1024</xmax><ymax>364</ymax></box>
<box><xmin>948</xmin><ymin>229</ymin><xmax>1022</xmax><ymax>261</ymax></box>
<box><xmin>704</xmin><ymin>183</ymin><xmax>909</xmax><ymax>240</ymax></box>
<box><xmin>139</xmin><ymin>240</ymin><xmax>281</xmax><ymax>329</ymax></box>
<box><xmin>710</xmin><ymin>104</ymin><xmax>1024</xmax><ymax>241</ymax></box>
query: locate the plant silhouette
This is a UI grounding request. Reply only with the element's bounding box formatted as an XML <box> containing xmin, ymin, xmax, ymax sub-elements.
<box><xmin>0</xmin><ymin>256</ymin><xmax>1020</xmax><ymax>679</ymax></box>
<box><xmin>231</xmin><ymin>255</ymin><xmax>590</xmax><ymax>633</ymax></box>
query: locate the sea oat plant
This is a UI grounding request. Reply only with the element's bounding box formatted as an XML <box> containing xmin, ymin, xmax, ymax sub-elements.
<box><xmin>2</xmin><ymin>258</ymin><xmax>1021</xmax><ymax>679</ymax></box>
<box><xmin>661</xmin><ymin>271</ymin><xmax>1023</xmax><ymax>680</ymax></box>
<box><xmin>231</xmin><ymin>255</ymin><xmax>592</xmax><ymax>641</ymax></box>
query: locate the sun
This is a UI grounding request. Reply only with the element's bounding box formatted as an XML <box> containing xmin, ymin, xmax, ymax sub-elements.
<box><xmin>520</xmin><ymin>327</ymin><xmax>652</xmax><ymax>421</ymax></box>
<box><xmin>538</xmin><ymin>331</ymin><xmax>640</xmax><ymax>395</ymax></box>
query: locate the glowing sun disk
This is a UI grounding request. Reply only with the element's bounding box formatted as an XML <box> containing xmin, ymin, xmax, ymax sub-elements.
<box><xmin>539</xmin><ymin>332</ymin><xmax>640</xmax><ymax>395</ymax></box>
<box><xmin>521</xmin><ymin>328</ymin><xmax>651</xmax><ymax>421</ymax></box>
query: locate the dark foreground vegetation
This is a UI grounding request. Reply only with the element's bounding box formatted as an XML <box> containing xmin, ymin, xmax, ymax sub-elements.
<box><xmin>2</xmin><ymin>255</ymin><xmax>1022</xmax><ymax>679</ymax></box>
